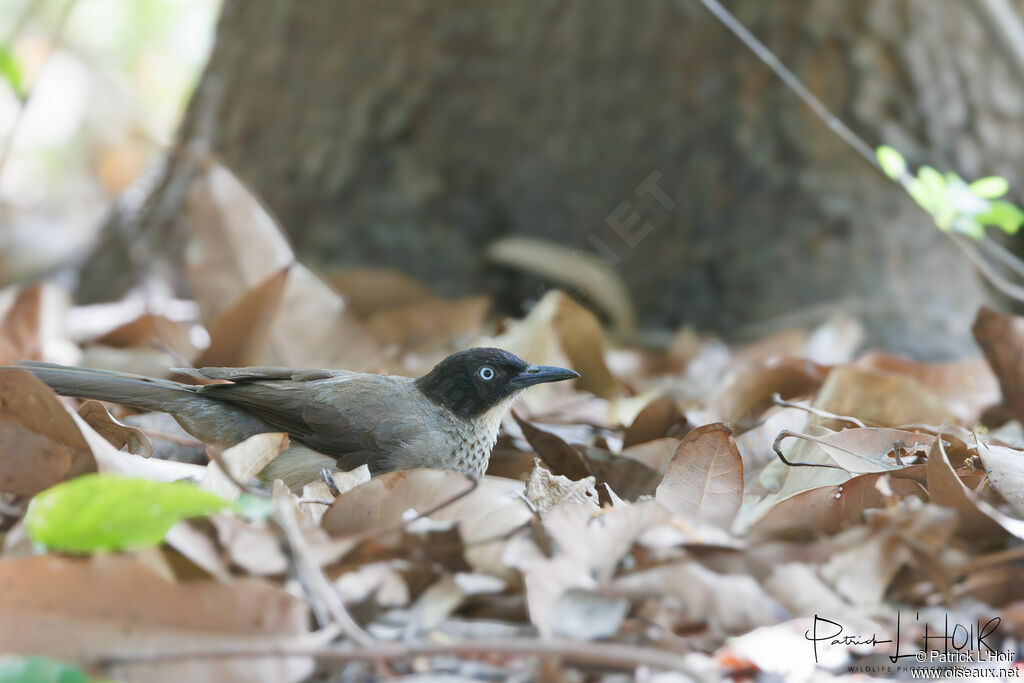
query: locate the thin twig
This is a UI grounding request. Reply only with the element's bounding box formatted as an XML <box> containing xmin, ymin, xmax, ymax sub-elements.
<box><xmin>772</xmin><ymin>430</ymin><xmax>849</xmax><ymax>472</ymax></box>
<box><xmin>272</xmin><ymin>487</ymin><xmax>373</xmax><ymax>646</ymax></box>
<box><xmin>949</xmin><ymin>235</ymin><xmax>1024</xmax><ymax>303</ymax></box>
<box><xmin>978</xmin><ymin>235</ymin><xmax>1024</xmax><ymax>282</ymax></box>
<box><xmin>771</xmin><ymin>393</ymin><xmax>867</xmax><ymax>428</ymax></box>
<box><xmin>96</xmin><ymin>637</ymin><xmax>696</xmax><ymax>674</ymax></box>
<box><xmin>695</xmin><ymin>0</ymin><xmax>878</xmax><ymax>169</ymax></box>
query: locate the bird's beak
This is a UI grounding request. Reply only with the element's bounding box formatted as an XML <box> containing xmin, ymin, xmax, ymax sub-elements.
<box><xmin>512</xmin><ymin>364</ymin><xmax>580</xmax><ymax>388</ymax></box>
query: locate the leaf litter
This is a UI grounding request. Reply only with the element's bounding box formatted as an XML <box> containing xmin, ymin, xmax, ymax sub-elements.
<box><xmin>2</xmin><ymin>165</ymin><xmax>1024</xmax><ymax>680</ymax></box>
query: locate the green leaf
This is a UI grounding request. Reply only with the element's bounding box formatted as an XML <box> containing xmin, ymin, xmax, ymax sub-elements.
<box><xmin>969</xmin><ymin>176</ymin><xmax>1010</xmax><ymax>199</ymax></box>
<box><xmin>25</xmin><ymin>474</ymin><xmax>235</xmax><ymax>553</ymax></box>
<box><xmin>977</xmin><ymin>200</ymin><xmax>1024</xmax><ymax>235</ymax></box>
<box><xmin>0</xmin><ymin>46</ymin><xmax>23</xmax><ymax>99</ymax></box>
<box><xmin>906</xmin><ymin>177</ymin><xmax>936</xmax><ymax>214</ymax></box>
<box><xmin>876</xmin><ymin>145</ymin><xmax>906</xmax><ymax>180</ymax></box>
<box><xmin>0</xmin><ymin>655</ymin><xmax>88</xmax><ymax>683</ymax></box>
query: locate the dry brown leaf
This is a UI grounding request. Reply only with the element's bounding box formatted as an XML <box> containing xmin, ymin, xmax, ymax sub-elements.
<box><xmin>488</xmin><ymin>291</ymin><xmax>615</xmax><ymax>398</ymax></box>
<box><xmin>813</xmin><ymin>364</ymin><xmax>955</xmax><ymax>428</ymax></box>
<box><xmin>71</xmin><ymin>411</ymin><xmax>204</xmax><ymax>482</ymax></box>
<box><xmin>0</xmin><ymin>554</ymin><xmax>312</xmax><ymax>682</ymax></box>
<box><xmin>655</xmin><ymin>423</ymin><xmax>743</xmax><ymax>530</ymax></box>
<box><xmin>704</xmin><ymin>357</ymin><xmax>828</xmax><ymax>433</ymax></box>
<box><xmin>184</xmin><ymin>164</ymin><xmax>294</xmax><ymax>326</ymax></box>
<box><xmin>620</xmin><ymin>437</ymin><xmax>681</xmax><ymax>474</ymax></box>
<box><xmin>854</xmin><ymin>352</ymin><xmax>999</xmax><ymax>424</ymax></box>
<box><xmin>197</xmin><ymin>269</ymin><xmax>288</xmax><ymax>367</ymax></box>
<box><xmin>524</xmin><ymin>459</ymin><xmax>599</xmax><ymax>515</ymax></box>
<box><xmin>93</xmin><ymin>313</ymin><xmax>197</xmax><ymax>361</ymax></box>
<box><xmin>321</xmin><ymin>469</ymin><xmax>531</xmax><ymax>576</ymax></box>
<box><xmin>329</xmin><ymin>267</ymin><xmax>437</xmax><ymax>318</ymax></box>
<box><xmin>514</xmin><ymin>413</ymin><xmax>592</xmax><ymax>482</ymax></box>
<box><xmin>977</xmin><ymin>440</ymin><xmax>1024</xmax><ymax>517</ymax></box>
<box><xmin>926</xmin><ymin>438</ymin><xmax>1007</xmax><ymax>546</ymax></box>
<box><xmin>200</xmin><ymin>432</ymin><xmax>289</xmax><ymax>501</ymax></box>
<box><xmin>611</xmin><ymin>560</ymin><xmax>781</xmax><ymax>636</ymax></box>
<box><xmin>211</xmin><ymin>515</ymin><xmax>289</xmax><ymax>576</ymax></box>
<box><xmin>0</xmin><ymin>369</ymin><xmax>96</xmax><ymax>496</ymax></box>
<box><xmin>784</xmin><ymin>428</ymin><xmax>939</xmax><ymax>474</ymax></box>
<box><xmin>260</xmin><ymin>264</ymin><xmax>380</xmax><ymax>371</ymax></box>
<box><xmin>485</xmin><ymin>237</ymin><xmax>635</xmax><ymax>332</ymax></box>
<box><xmin>515</xmin><ymin>414</ymin><xmax>662</xmax><ymax>500</ymax></box>
<box><xmin>750</xmin><ymin>467</ymin><xmax>927</xmax><ymax>538</ymax></box>
<box><xmin>972</xmin><ymin>306</ymin><xmax>1024</xmax><ymax>426</ymax></box>
<box><xmin>0</xmin><ymin>282</ymin><xmax>42</xmax><ymax>363</ymax></box>
<box><xmin>622</xmin><ymin>394</ymin><xmax>691</xmax><ymax>448</ymax></box>
<box><xmin>365</xmin><ymin>295</ymin><xmax>490</xmax><ymax>353</ymax></box>
<box><xmin>77</xmin><ymin>399</ymin><xmax>153</xmax><ymax>457</ymax></box>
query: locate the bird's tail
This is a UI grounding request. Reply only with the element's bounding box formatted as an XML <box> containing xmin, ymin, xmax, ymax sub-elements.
<box><xmin>14</xmin><ymin>361</ymin><xmax>198</xmax><ymax>412</ymax></box>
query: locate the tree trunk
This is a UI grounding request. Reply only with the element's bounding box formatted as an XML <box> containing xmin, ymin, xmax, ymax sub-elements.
<box><xmin>79</xmin><ymin>0</ymin><xmax>1024</xmax><ymax>358</ymax></box>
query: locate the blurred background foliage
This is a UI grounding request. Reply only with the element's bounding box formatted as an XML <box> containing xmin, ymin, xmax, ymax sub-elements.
<box><xmin>0</xmin><ymin>0</ymin><xmax>216</xmax><ymax>282</ymax></box>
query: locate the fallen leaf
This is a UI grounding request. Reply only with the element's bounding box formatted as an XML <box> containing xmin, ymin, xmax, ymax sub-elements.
<box><xmin>259</xmin><ymin>264</ymin><xmax>380</xmax><ymax>370</ymax></box>
<box><xmin>612</xmin><ymin>560</ymin><xmax>781</xmax><ymax>636</ymax></box>
<box><xmin>200</xmin><ymin>432</ymin><xmax>289</xmax><ymax>501</ymax></box>
<box><xmin>656</xmin><ymin>423</ymin><xmax>743</xmax><ymax>530</ymax></box>
<box><xmin>0</xmin><ymin>282</ymin><xmax>42</xmax><ymax>363</ymax></box>
<box><xmin>197</xmin><ymin>269</ymin><xmax>288</xmax><ymax>367</ymax></box>
<box><xmin>485</xmin><ymin>237</ymin><xmax>635</xmax><ymax>332</ymax></box>
<box><xmin>854</xmin><ymin>352</ymin><xmax>999</xmax><ymax>424</ymax></box>
<box><xmin>322</xmin><ymin>469</ymin><xmax>531</xmax><ymax>576</ymax></box>
<box><xmin>93</xmin><ymin>313</ymin><xmax>197</xmax><ymax>362</ymax></box>
<box><xmin>183</xmin><ymin>164</ymin><xmax>294</xmax><ymax>326</ymax></box>
<box><xmin>704</xmin><ymin>357</ymin><xmax>828</xmax><ymax>433</ymax></box>
<box><xmin>972</xmin><ymin>306</ymin><xmax>1024</xmax><ymax>426</ymax></box>
<box><xmin>488</xmin><ymin>291</ymin><xmax>615</xmax><ymax>398</ymax></box>
<box><xmin>328</xmin><ymin>267</ymin><xmax>437</xmax><ymax>318</ymax></box>
<box><xmin>977</xmin><ymin>440</ymin><xmax>1024</xmax><ymax>517</ymax></box>
<box><xmin>750</xmin><ymin>467</ymin><xmax>927</xmax><ymax>538</ymax></box>
<box><xmin>622</xmin><ymin>395</ymin><xmax>691</xmax><ymax>448</ymax></box>
<box><xmin>524</xmin><ymin>459</ymin><xmax>599</xmax><ymax>515</ymax></box>
<box><xmin>365</xmin><ymin>295</ymin><xmax>490</xmax><ymax>353</ymax></box>
<box><xmin>781</xmin><ymin>428</ymin><xmax>939</xmax><ymax>474</ymax></box>
<box><xmin>620</xmin><ymin>437</ymin><xmax>681</xmax><ymax>474</ymax></box>
<box><xmin>814</xmin><ymin>365</ymin><xmax>956</xmax><ymax>428</ymax></box>
<box><xmin>0</xmin><ymin>554</ymin><xmax>312</xmax><ymax>682</ymax></box>
<box><xmin>926</xmin><ymin>438</ymin><xmax>1006</xmax><ymax>546</ymax></box>
<box><xmin>0</xmin><ymin>369</ymin><xmax>96</xmax><ymax>496</ymax></box>
<box><xmin>77</xmin><ymin>400</ymin><xmax>153</xmax><ymax>457</ymax></box>
<box><xmin>546</xmin><ymin>589</ymin><xmax>629</xmax><ymax>641</ymax></box>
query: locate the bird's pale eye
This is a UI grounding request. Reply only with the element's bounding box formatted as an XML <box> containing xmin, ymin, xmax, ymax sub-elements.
<box><xmin>478</xmin><ymin>366</ymin><xmax>495</xmax><ymax>381</ymax></box>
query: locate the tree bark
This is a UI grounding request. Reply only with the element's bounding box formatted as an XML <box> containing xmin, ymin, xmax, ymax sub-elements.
<box><xmin>79</xmin><ymin>0</ymin><xmax>1024</xmax><ymax>358</ymax></box>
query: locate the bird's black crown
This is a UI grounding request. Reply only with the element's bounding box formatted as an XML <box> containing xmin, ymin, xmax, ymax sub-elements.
<box><xmin>414</xmin><ymin>347</ymin><xmax>535</xmax><ymax>418</ymax></box>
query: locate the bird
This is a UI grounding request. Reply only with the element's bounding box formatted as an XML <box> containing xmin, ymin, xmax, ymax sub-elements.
<box><xmin>16</xmin><ymin>348</ymin><xmax>579</xmax><ymax>490</ymax></box>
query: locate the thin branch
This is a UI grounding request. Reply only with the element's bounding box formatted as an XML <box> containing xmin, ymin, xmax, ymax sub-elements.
<box><xmin>978</xmin><ymin>235</ymin><xmax>1024</xmax><ymax>282</ymax></box>
<box><xmin>695</xmin><ymin>0</ymin><xmax>878</xmax><ymax>169</ymax></box>
<box><xmin>772</xmin><ymin>430</ymin><xmax>850</xmax><ymax>472</ymax></box>
<box><xmin>771</xmin><ymin>393</ymin><xmax>867</xmax><ymax>428</ymax></box>
<box><xmin>950</xmin><ymin>234</ymin><xmax>1024</xmax><ymax>303</ymax></box>
<box><xmin>272</xmin><ymin>488</ymin><xmax>373</xmax><ymax>646</ymax></box>
<box><xmin>96</xmin><ymin>637</ymin><xmax>697</xmax><ymax>674</ymax></box>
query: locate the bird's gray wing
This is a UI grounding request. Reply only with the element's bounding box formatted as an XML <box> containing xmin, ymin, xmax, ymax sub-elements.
<box><xmin>174</xmin><ymin>366</ymin><xmax>349</xmax><ymax>382</ymax></box>
<box><xmin>194</xmin><ymin>370</ymin><xmax>422</xmax><ymax>465</ymax></box>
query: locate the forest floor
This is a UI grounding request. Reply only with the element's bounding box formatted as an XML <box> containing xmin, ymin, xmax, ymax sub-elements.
<box><xmin>1</xmin><ymin>164</ymin><xmax>1023</xmax><ymax>682</ymax></box>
